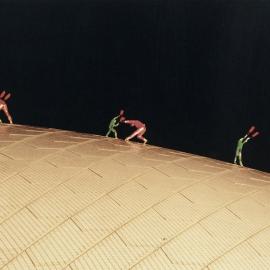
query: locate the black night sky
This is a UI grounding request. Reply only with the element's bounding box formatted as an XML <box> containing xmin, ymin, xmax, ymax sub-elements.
<box><xmin>1</xmin><ymin>0</ymin><xmax>270</xmax><ymax>172</ymax></box>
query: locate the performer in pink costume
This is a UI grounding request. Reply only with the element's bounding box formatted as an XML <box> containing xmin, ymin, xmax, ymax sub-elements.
<box><xmin>0</xmin><ymin>91</ymin><xmax>13</xmax><ymax>124</ymax></box>
<box><xmin>120</xmin><ymin>116</ymin><xmax>148</xmax><ymax>144</ymax></box>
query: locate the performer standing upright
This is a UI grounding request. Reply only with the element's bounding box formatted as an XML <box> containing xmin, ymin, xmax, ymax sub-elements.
<box><xmin>234</xmin><ymin>126</ymin><xmax>259</xmax><ymax>166</ymax></box>
<box><xmin>0</xmin><ymin>91</ymin><xmax>13</xmax><ymax>124</ymax></box>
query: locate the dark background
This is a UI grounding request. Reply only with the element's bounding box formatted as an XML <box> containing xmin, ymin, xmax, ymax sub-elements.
<box><xmin>1</xmin><ymin>0</ymin><xmax>270</xmax><ymax>172</ymax></box>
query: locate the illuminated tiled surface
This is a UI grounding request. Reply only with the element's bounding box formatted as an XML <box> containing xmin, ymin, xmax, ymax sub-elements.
<box><xmin>1</xmin><ymin>124</ymin><xmax>270</xmax><ymax>270</ymax></box>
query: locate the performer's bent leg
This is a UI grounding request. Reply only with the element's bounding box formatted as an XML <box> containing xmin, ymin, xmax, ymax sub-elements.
<box><xmin>125</xmin><ymin>128</ymin><xmax>143</xmax><ymax>141</ymax></box>
<box><xmin>137</xmin><ymin>128</ymin><xmax>147</xmax><ymax>144</ymax></box>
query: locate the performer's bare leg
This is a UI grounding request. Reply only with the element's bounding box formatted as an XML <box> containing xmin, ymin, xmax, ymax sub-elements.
<box><xmin>125</xmin><ymin>127</ymin><xmax>147</xmax><ymax>144</ymax></box>
<box><xmin>2</xmin><ymin>105</ymin><xmax>13</xmax><ymax>124</ymax></box>
<box><xmin>125</xmin><ymin>128</ymin><xmax>143</xmax><ymax>141</ymax></box>
<box><xmin>137</xmin><ymin>129</ymin><xmax>147</xmax><ymax>144</ymax></box>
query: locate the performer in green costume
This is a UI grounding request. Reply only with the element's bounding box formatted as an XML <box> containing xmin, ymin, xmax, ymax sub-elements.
<box><xmin>234</xmin><ymin>126</ymin><xmax>259</xmax><ymax>166</ymax></box>
<box><xmin>106</xmin><ymin>110</ymin><xmax>124</xmax><ymax>138</ymax></box>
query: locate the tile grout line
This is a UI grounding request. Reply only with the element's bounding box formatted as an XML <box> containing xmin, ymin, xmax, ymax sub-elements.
<box><xmin>0</xmin><ymin>170</ymin><xmax>150</xmax><ymax>269</ymax></box>
<box><xmin>62</xmin><ymin>169</ymin><xmax>233</xmax><ymax>269</ymax></box>
<box><xmin>128</xmin><ymin>189</ymin><xmax>262</xmax><ymax>270</ymax></box>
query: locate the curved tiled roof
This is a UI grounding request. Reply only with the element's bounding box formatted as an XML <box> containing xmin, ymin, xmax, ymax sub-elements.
<box><xmin>1</xmin><ymin>124</ymin><xmax>270</xmax><ymax>269</ymax></box>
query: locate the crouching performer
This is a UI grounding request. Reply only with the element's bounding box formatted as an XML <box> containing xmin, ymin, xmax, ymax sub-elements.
<box><xmin>121</xmin><ymin>117</ymin><xmax>148</xmax><ymax>144</ymax></box>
